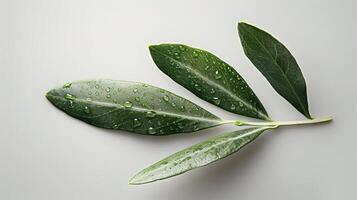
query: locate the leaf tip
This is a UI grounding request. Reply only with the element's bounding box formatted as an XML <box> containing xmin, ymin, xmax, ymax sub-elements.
<box><xmin>128</xmin><ymin>175</ymin><xmax>145</xmax><ymax>185</ymax></box>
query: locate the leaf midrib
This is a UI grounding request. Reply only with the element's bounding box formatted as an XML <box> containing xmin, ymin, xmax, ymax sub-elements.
<box><xmin>151</xmin><ymin>48</ymin><xmax>270</xmax><ymax>120</ymax></box>
<box><xmin>47</xmin><ymin>94</ymin><xmax>222</xmax><ymax>124</ymax></box>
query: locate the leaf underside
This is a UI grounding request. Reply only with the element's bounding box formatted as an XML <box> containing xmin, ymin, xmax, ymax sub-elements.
<box><xmin>46</xmin><ymin>79</ymin><xmax>223</xmax><ymax>135</ymax></box>
<box><xmin>149</xmin><ymin>44</ymin><xmax>270</xmax><ymax>121</ymax></box>
<box><xmin>129</xmin><ymin>126</ymin><xmax>271</xmax><ymax>184</ymax></box>
<box><xmin>238</xmin><ymin>22</ymin><xmax>311</xmax><ymax>119</ymax></box>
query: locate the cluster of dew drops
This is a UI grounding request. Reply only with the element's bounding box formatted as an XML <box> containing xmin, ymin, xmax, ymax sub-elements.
<box><xmin>61</xmin><ymin>81</ymin><xmax>198</xmax><ymax>135</ymax></box>
<box><xmin>165</xmin><ymin>45</ymin><xmax>250</xmax><ymax>112</ymax></box>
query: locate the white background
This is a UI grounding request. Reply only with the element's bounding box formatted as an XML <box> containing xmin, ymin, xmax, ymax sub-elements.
<box><xmin>1</xmin><ymin>0</ymin><xmax>356</xmax><ymax>199</ymax></box>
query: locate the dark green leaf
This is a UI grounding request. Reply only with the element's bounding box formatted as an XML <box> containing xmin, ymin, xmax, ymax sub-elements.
<box><xmin>46</xmin><ymin>79</ymin><xmax>223</xmax><ymax>135</ymax></box>
<box><xmin>129</xmin><ymin>126</ymin><xmax>272</xmax><ymax>184</ymax></box>
<box><xmin>238</xmin><ymin>22</ymin><xmax>311</xmax><ymax>118</ymax></box>
<box><xmin>149</xmin><ymin>44</ymin><xmax>270</xmax><ymax>121</ymax></box>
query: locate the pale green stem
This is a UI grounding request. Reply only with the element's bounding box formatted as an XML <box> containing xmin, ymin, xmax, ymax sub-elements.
<box><xmin>223</xmin><ymin>116</ymin><xmax>332</xmax><ymax>127</ymax></box>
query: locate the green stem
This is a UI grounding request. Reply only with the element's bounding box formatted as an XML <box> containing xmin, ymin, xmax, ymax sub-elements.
<box><xmin>229</xmin><ymin>116</ymin><xmax>332</xmax><ymax>127</ymax></box>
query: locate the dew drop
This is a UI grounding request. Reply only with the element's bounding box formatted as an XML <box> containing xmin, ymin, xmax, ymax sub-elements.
<box><xmin>239</xmin><ymin>102</ymin><xmax>244</xmax><ymax>107</ymax></box>
<box><xmin>230</xmin><ymin>104</ymin><xmax>236</xmax><ymax>110</ymax></box>
<box><xmin>62</xmin><ymin>83</ymin><xmax>72</xmax><ymax>88</ymax></box>
<box><xmin>142</xmin><ymin>84</ymin><xmax>149</xmax><ymax>87</ymax></box>
<box><xmin>171</xmin><ymin>102</ymin><xmax>176</xmax><ymax>107</ymax></box>
<box><xmin>179</xmin><ymin>105</ymin><xmax>185</xmax><ymax>112</ymax></box>
<box><xmin>133</xmin><ymin>118</ymin><xmax>141</xmax><ymax>127</ymax></box>
<box><xmin>113</xmin><ymin>124</ymin><xmax>120</xmax><ymax>129</ymax></box>
<box><xmin>106</xmin><ymin>94</ymin><xmax>111</xmax><ymax>98</ymax></box>
<box><xmin>69</xmin><ymin>100</ymin><xmax>74</xmax><ymax>108</ymax></box>
<box><xmin>146</xmin><ymin>111</ymin><xmax>156</xmax><ymax>118</ymax></box>
<box><xmin>163</xmin><ymin>95</ymin><xmax>169</xmax><ymax>102</ymax></box>
<box><xmin>210</xmin><ymin>88</ymin><xmax>215</xmax><ymax>94</ymax></box>
<box><xmin>194</xmin><ymin>84</ymin><xmax>201</xmax><ymax>91</ymax></box>
<box><xmin>105</xmin><ymin>87</ymin><xmax>111</xmax><ymax>92</ymax></box>
<box><xmin>212</xmin><ymin>97</ymin><xmax>221</xmax><ymax>105</ymax></box>
<box><xmin>95</xmin><ymin>84</ymin><xmax>100</xmax><ymax>89</ymax></box>
<box><xmin>133</xmin><ymin>88</ymin><xmax>138</xmax><ymax>93</ymax></box>
<box><xmin>84</xmin><ymin>106</ymin><xmax>90</xmax><ymax>114</ymax></box>
<box><xmin>214</xmin><ymin>70</ymin><xmax>222</xmax><ymax>79</ymax></box>
<box><xmin>86</xmin><ymin>97</ymin><xmax>92</xmax><ymax>102</ymax></box>
<box><xmin>148</xmin><ymin>127</ymin><xmax>156</xmax><ymax>135</ymax></box>
<box><xmin>64</xmin><ymin>94</ymin><xmax>76</xmax><ymax>100</ymax></box>
<box><xmin>193</xmin><ymin>51</ymin><xmax>199</xmax><ymax>58</ymax></box>
<box><xmin>134</xmin><ymin>97</ymin><xmax>140</xmax><ymax>102</ymax></box>
<box><xmin>179</xmin><ymin>45</ymin><xmax>185</xmax><ymax>51</ymax></box>
<box><xmin>124</xmin><ymin>101</ymin><xmax>133</xmax><ymax>108</ymax></box>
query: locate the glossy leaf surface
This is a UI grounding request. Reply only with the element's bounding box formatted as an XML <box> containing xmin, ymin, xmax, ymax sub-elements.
<box><xmin>149</xmin><ymin>44</ymin><xmax>270</xmax><ymax>120</ymax></box>
<box><xmin>46</xmin><ymin>79</ymin><xmax>223</xmax><ymax>135</ymax></box>
<box><xmin>129</xmin><ymin>126</ymin><xmax>271</xmax><ymax>184</ymax></box>
<box><xmin>238</xmin><ymin>22</ymin><xmax>311</xmax><ymax>118</ymax></box>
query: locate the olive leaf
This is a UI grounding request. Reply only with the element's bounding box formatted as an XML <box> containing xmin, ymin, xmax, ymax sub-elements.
<box><xmin>129</xmin><ymin>126</ymin><xmax>272</xmax><ymax>184</ymax></box>
<box><xmin>238</xmin><ymin>22</ymin><xmax>311</xmax><ymax>118</ymax></box>
<box><xmin>46</xmin><ymin>79</ymin><xmax>223</xmax><ymax>135</ymax></box>
<box><xmin>149</xmin><ymin>44</ymin><xmax>271</xmax><ymax>121</ymax></box>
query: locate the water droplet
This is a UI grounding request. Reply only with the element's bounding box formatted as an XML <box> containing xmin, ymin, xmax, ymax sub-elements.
<box><xmin>230</xmin><ymin>104</ymin><xmax>236</xmax><ymax>110</ymax></box>
<box><xmin>124</xmin><ymin>101</ymin><xmax>133</xmax><ymax>108</ymax></box>
<box><xmin>84</xmin><ymin>106</ymin><xmax>90</xmax><ymax>114</ymax></box>
<box><xmin>163</xmin><ymin>95</ymin><xmax>169</xmax><ymax>102</ymax></box>
<box><xmin>113</xmin><ymin>124</ymin><xmax>120</xmax><ymax>129</ymax></box>
<box><xmin>64</xmin><ymin>94</ymin><xmax>76</xmax><ymax>100</ymax></box>
<box><xmin>95</xmin><ymin>84</ymin><xmax>100</xmax><ymax>89</ymax></box>
<box><xmin>214</xmin><ymin>70</ymin><xmax>222</xmax><ymax>79</ymax></box>
<box><xmin>106</xmin><ymin>94</ymin><xmax>111</xmax><ymax>98</ymax></box>
<box><xmin>205</xmin><ymin>65</ymin><xmax>210</xmax><ymax>70</ymax></box>
<box><xmin>148</xmin><ymin>127</ymin><xmax>156</xmax><ymax>135</ymax></box>
<box><xmin>62</xmin><ymin>83</ymin><xmax>72</xmax><ymax>88</ymax></box>
<box><xmin>194</xmin><ymin>84</ymin><xmax>201</xmax><ymax>91</ymax></box>
<box><xmin>171</xmin><ymin>102</ymin><xmax>176</xmax><ymax>107</ymax></box>
<box><xmin>212</xmin><ymin>97</ymin><xmax>221</xmax><ymax>105</ymax></box>
<box><xmin>210</xmin><ymin>88</ymin><xmax>215</xmax><ymax>94</ymax></box>
<box><xmin>133</xmin><ymin>88</ymin><xmax>138</xmax><ymax>93</ymax></box>
<box><xmin>86</xmin><ymin>98</ymin><xmax>92</xmax><ymax>102</ymax></box>
<box><xmin>146</xmin><ymin>111</ymin><xmax>156</xmax><ymax>118</ymax></box>
<box><xmin>239</xmin><ymin>102</ymin><xmax>244</xmax><ymax>107</ymax></box>
<box><xmin>193</xmin><ymin>125</ymin><xmax>199</xmax><ymax>131</ymax></box>
<box><xmin>69</xmin><ymin>100</ymin><xmax>74</xmax><ymax>108</ymax></box>
<box><xmin>105</xmin><ymin>87</ymin><xmax>111</xmax><ymax>92</ymax></box>
<box><xmin>179</xmin><ymin>45</ymin><xmax>185</xmax><ymax>51</ymax></box>
<box><xmin>133</xmin><ymin>118</ymin><xmax>141</xmax><ymax>127</ymax></box>
<box><xmin>134</xmin><ymin>97</ymin><xmax>140</xmax><ymax>102</ymax></box>
<box><xmin>142</xmin><ymin>84</ymin><xmax>149</xmax><ymax>87</ymax></box>
<box><xmin>193</xmin><ymin>51</ymin><xmax>199</xmax><ymax>58</ymax></box>
<box><xmin>179</xmin><ymin>105</ymin><xmax>185</xmax><ymax>112</ymax></box>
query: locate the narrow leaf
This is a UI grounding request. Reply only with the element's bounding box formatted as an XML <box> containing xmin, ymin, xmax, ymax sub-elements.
<box><xmin>149</xmin><ymin>44</ymin><xmax>270</xmax><ymax>121</ymax></box>
<box><xmin>238</xmin><ymin>22</ymin><xmax>311</xmax><ymax>118</ymax></box>
<box><xmin>46</xmin><ymin>79</ymin><xmax>223</xmax><ymax>135</ymax></box>
<box><xmin>129</xmin><ymin>126</ymin><xmax>271</xmax><ymax>184</ymax></box>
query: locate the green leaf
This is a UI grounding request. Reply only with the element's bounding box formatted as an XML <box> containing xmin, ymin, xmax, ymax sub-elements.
<box><xmin>149</xmin><ymin>44</ymin><xmax>270</xmax><ymax>121</ymax></box>
<box><xmin>46</xmin><ymin>79</ymin><xmax>223</xmax><ymax>135</ymax></box>
<box><xmin>238</xmin><ymin>22</ymin><xmax>311</xmax><ymax>119</ymax></box>
<box><xmin>129</xmin><ymin>126</ymin><xmax>272</xmax><ymax>184</ymax></box>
